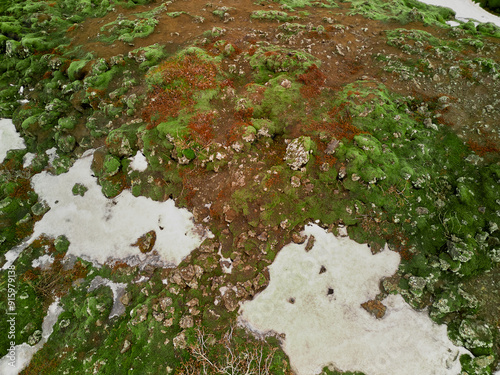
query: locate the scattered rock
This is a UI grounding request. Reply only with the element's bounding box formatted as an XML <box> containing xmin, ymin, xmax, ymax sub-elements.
<box><xmin>361</xmin><ymin>300</ymin><xmax>387</xmax><ymax>319</ymax></box>
<box><xmin>292</xmin><ymin>232</ymin><xmax>307</xmax><ymax>244</ymax></box>
<box><xmin>120</xmin><ymin>292</ymin><xmax>131</xmax><ymax>306</ymax></box>
<box><xmin>281</xmin><ymin>79</ymin><xmax>292</xmax><ymax>88</ymax></box>
<box><xmin>285</xmin><ymin>136</ymin><xmax>312</xmax><ymax>170</ymax></box>
<box><xmin>173</xmin><ymin>332</ymin><xmax>187</xmax><ymax>349</ymax></box>
<box><xmin>121</xmin><ymin>340</ymin><xmax>131</xmax><ymax>354</ymax></box>
<box><xmin>257</xmin><ymin>232</ymin><xmax>268</xmax><ymax>242</ymax></box>
<box><xmin>132</xmin><ymin>230</ymin><xmax>156</xmax><ymax>253</ymax></box>
<box><xmin>179</xmin><ymin>315</ymin><xmax>194</xmax><ymax>328</ymax></box>
<box><xmin>305</xmin><ymin>235</ymin><xmax>315</xmax><ymax>251</ymax></box>
<box><xmin>180</xmin><ymin>265</ymin><xmax>195</xmax><ymax>281</ymax></box>
<box><xmin>325</xmin><ymin>139</ymin><xmax>340</xmax><ymax>154</ymax></box>
<box><xmin>222</xmin><ymin>288</ymin><xmax>239</xmax><ymax>312</ymax></box>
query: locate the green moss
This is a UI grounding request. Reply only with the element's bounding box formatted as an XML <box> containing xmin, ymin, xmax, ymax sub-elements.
<box><xmin>250</xmin><ymin>10</ymin><xmax>299</xmax><ymax>22</ymax></box>
<box><xmin>99</xmin><ymin>16</ymin><xmax>159</xmax><ymax>44</ymax></box>
<box><xmin>67</xmin><ymin>59</ymin><xmax>90</xmax><ymax>81</ymax></box>
<box><xmin>346</xmin><ymin>0</ymin><xmax>455</xmax><ymax>26</ymax></box>
<box><xmin>248</xmin><ymin>46</ymin><xmax>320</xmax><ymax>82</ymax></box>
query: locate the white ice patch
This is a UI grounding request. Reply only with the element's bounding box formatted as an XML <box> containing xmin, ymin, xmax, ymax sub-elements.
<box><xmin>417</xmin><ymin>0</ymin><xmax>500</xmax><ymax>27</ymax></box>
<box><xmin>239</xmin><ymin>224</ymin><xmax>469</xmax><ymax>375</ymax></box>
<box><xmin>29</xmin><ymin>149</ymin><xmax>210</xmax><ymax>266</ymax></box>
<box><xmin>31</xmin><ymin>254</ymin><xmax>54</xmax><ymax>269</ymax></box>
<box><xmin>0</xmin><ymin>119</ymin><xmax>25</xmax><ymax>164</ymax></box>
<box><xmin>129</xmin><ymin>151</ymin><xmax>148</xmax><ymax>172</ymax></box>
<box><xmin>22</xmin><ymin>153</ymin><xmax>36</xmax><ymax>169</ymax></box>
<box><xmin>0</xmin><ymin>300</ymin><xmax>63</xmax><ymax>375</ymax></box>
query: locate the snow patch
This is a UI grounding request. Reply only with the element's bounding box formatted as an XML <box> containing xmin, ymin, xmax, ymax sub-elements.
<box><xmin>31</xmin><ymin>254</ymin><xmax>54</xmax><ymax>269</ymax></box>
<box><xmin>417</xmin><ymin>0</ymin><xmax>500</xmax><ymax>27</ymax></box>
<box><xmin>239</xmin><ymin>224</ymin><xmax>469</xmax><ymax>375</ymax></box>
<box><xmin>0</xmin><ymin>119</ymin><xmax>25</xmax><ymax>164</ymax></box>
<box><xmin>129</xmin><ymin>151</ymin><xmax>148</xmax><ymax>172</ymax></box>
<box><xmin>29</xmin><ymin>149</ymin><xmax>211</xmax><ymax>265</ymax></box>
<box><xmin>0</xmin><ymin>300</ymin><xmax>63</xmax><ymax>375</ymax></box>
<box><xmin>22</xmin><ymin>153</ymin><xmax>36</xmax><ymax>169</ymax></box>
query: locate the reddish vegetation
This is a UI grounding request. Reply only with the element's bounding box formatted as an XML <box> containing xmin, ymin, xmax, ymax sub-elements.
<box><xmin>305</xmin><ymin>102</ymin><xmax>367</xmax><ymax>141</ymax></box>
<box><xmin>298</xmin><ymin>64</ymin><xmax>326</xmax><ymax>98</ymax></box>
<box><xmin>234</xmin><ymin>107</ymin><xmax>254</xmax><ymax>122</ymax></box>
<box><xmin>467</xmin><ymin>139</ymin><xmax>500</xmax><ymax>156</ymax></box>
<box><xmin>142</xmin><ymin>54</ymin><xmax>219</xmax><ymax>129</ymax></box>
<box><xmin>188</xmin><ymin>111</ymin><xmax>216</xmax><ymax>146</ymax></box>
<box><xmin>86</xmin><ymin>87</ymin><xmax>106</xmax><ymax>109</ymax></box>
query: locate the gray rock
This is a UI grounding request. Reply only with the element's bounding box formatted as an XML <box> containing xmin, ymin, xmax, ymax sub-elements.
<box><xmin>285</xmin><ymin>137</ymin><xmax>311</xmax><ymax>170</ymax></box>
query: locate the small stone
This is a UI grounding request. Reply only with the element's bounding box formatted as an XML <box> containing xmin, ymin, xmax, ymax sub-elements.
<box><xmin>121</xmin><ymin>340</ymin><xmax>131</xmax><ymax>354</ymax></box>
<box><xmin>338</xmin><ymin>166</ymin><xmax>346</xmax><ymax>179</ymax></box>
<box><xmin>132</xmin><ymin>230</ymin><xmax>156</xmax><ymax>253</ymax></box>
<box><xmin>257</xmin><ymin>232</ymin><xmax>268</xmax><ymax>242</ymax></box>
<box><xmin>281</xmin><ymin>79</ymin><xmax>292</xmax><ymax>88</ymax></box>
<box><xmin>173</xmin><ymin>332</ymin><xmax>187</xmax><ymax>349</ymax></box>
<box><xmin>291</xmin><ymin>175</ymin><xmax>301</xmax><ymax>188</ymax></box>
<box><xmin>120</xmin><ymin>292</ymin><xmax>131</xmax><ymax>306</ymax></box>
<box><xmin>224</xmin><ymin>208</ymin><xmax>237</xmax><ymax>223</ymax></box>
<box><xmin>153</xmin><ymin>311</ymin><xmax>164</xmax><ymax>322</ymax></box>
<box><xmin>416</xmin><ymin>207</ymin><xmax>429</xmax><ymax>215</ymax></box>
<box><xmin>285</xmin><ymin>136</ymin><xmax>311</xmax><ymax>170</ymax></box>
<box><xmin>305</xmin><ymin>235</ymin><xmax>316</xmax><ymax>252</ymax></box>
<box><xmin>180</xmin><ymin>265</ymin><xmax>195</xmax><ymax>281</ymax></box>
<box><xmin>179</xmin><ymin>315</ymin><xmax>194</xmax><ymax>329</ymax></box>
<box><xmin>325</xmin><ymin>139</ymin><xmax>340</xmax><ymax>154</ymax></box>
<box><xmin>163</xmin><ymin>317</ymin><xmax>174</xmax><ymax>327</ymax></box>
<box><xmin>222</xmin><ymin>289</ymin><xmax>239</xmax><ymax>312</ymax></box>
<box><xmin>160</xmin><ymin>297</ymin><xmax>173</xmax><ymax>311</ymax></box>
<box><xmin>361</xmin><ymin>300</ymin><xmax>387</xmax><ymax>319</ymax></box>
<box><xmin>292</xmin><ymin>232</ymin><xmax>307</xmax><ymax>244</ymax></box>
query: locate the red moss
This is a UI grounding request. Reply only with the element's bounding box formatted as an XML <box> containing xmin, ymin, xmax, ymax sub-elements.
<box><xmin>142</xmin><ymin>54</ymin><xmax>219</xmax><ymax>129</ymax></box>
<box><xmin>298</xmin><ymin>64</ymin><xmax>326</xmax><ymax>98</ymax></box>
<box><xmin>234</xmin><ymin>107</ymin><xmax>254</xmax><ymax>122</ymax></box>
<box><xmin>188</xmin><ymin>112</ymin><xmax>215</xmax><ymax>146</ymax></box>
<box><xmin>467</xmin><ymin>139</ymin><xmax>500</xmax><ymax>156</ymax></box>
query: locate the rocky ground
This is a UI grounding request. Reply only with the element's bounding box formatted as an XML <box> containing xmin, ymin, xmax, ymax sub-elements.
<box><xmin>0</xmin><ymin>0</ymin><xmax>500</xmax><ymax>374</ymax></box>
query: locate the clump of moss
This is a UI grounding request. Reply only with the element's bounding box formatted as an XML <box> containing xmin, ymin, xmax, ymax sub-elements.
<box><xmin>346</xmin><ymin>0</ymin><xmax>455</xmax><ymax>26</ymax></box>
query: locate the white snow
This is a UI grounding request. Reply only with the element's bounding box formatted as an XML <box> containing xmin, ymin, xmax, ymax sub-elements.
<box><xmin>29</xmin><ymin>149</ymin><xmax>210</xmax><ymax>266</ymax></box>
<box><xmin>0</xmin><ymin>300</ymin><xmax>63</xmax><ymax>375</ymax></box>
<box><xmin>0</xmin><ymin>119</ymin><xmax>25</xmax><ymax>164</ymax></box>
<box><xmin>129</xmin><ymin>151</ymin><xmax>148</xmax><ymax>172</ymax></box>
<box><xmin>239</xmin><ymin>224</ymin><xmax>469</xmax><ymax>375</ymax></box>
<box><xmin>417</xmin><ymin>0</ymin><xmax>500</xmax><ymax>27</ymax></box>
<box><xmin>22</xmin><ymin>153</ymin><xmax>36</xmax><ymax>169</ymax></box>
<box><xmin>31</xmin><ymin>254</ymin><xmax>54</xmax><ymax>269</ymax></box>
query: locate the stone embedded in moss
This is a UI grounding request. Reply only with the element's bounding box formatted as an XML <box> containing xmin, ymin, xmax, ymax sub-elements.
<box><xmin>105</xmin><ymin>128</ymin><xmax>137</xmax><ymax>157</ymax></box>
<box><xmin>57</xmin><ymin>117</ymin><xmax>77</xmax><ymax>131</ymax></box>
<box><xmin>56</xmin><ymin>134</ymin><xmax>76</xmax><ymax>153</ymax></box>
<box><xmin>67</xmin><ymin>59</ymin><xmax>90</xmax><ymax>81</ymax></box>
<box><xmin>285</xmin><ymin>136</ymin><xmax>312</xmax><ymax>170</ymax></box>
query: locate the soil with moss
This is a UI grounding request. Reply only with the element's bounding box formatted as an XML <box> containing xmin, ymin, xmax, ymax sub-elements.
<box><xmin>1</xmin><ymin>0</ymin><xmax>500</xmax><ymax>374</ymax></box>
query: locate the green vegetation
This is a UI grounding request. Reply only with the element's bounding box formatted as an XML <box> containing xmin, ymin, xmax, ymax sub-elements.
<box><xmin>1</xmin><ymin>0</ymin><xmax>500</xmax><ymax>373</ymax></box>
